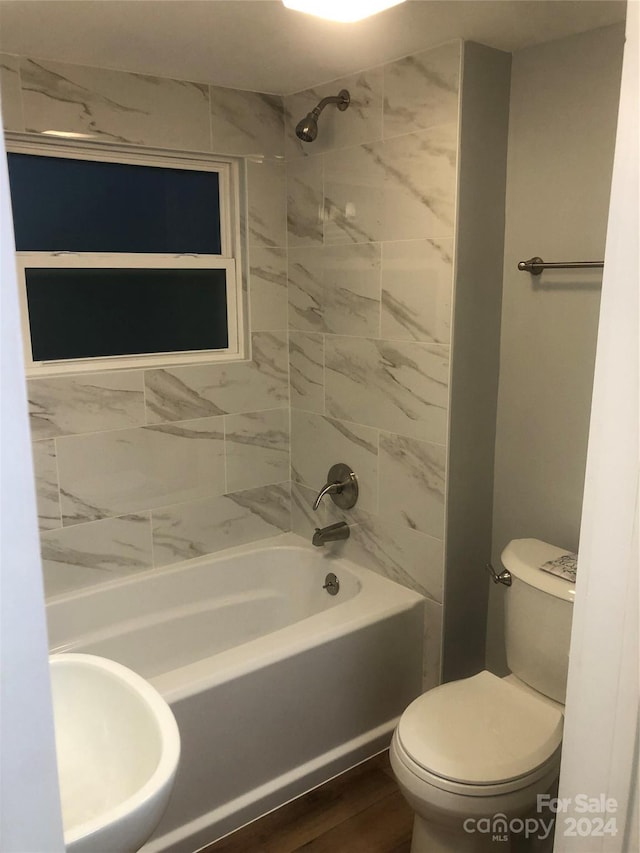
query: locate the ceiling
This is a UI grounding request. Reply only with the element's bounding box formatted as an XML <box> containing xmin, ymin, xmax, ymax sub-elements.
<box><xmin>0</xmin><ymin>0</ymin><xmax>626</xmax><ymax>94</ymax></box>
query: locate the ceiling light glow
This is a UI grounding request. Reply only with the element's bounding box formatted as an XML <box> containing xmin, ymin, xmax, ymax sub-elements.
<box><xmin>282</xmin><ymin>0</ymin><xmax>406</xmax><ymax>23</ymax></box>
<box><xmin>42</xmin><ymin>130</ymin><xmax>98</xmax><ymax>139</ymax></box>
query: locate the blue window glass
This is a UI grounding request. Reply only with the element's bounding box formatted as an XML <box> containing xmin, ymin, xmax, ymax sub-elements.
<box><xmin>25</xmin><ymin>268</ymin><xmax>228</xmax><ymax>361</ymax></box>
<box><xmin>7</xmin><ymin>154</ymin><xmax>221</xmax><ymax>254</ymax></box>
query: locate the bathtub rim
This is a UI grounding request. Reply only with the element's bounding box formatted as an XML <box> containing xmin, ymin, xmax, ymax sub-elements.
<box><xmin>45</xmin><ymin>532</ymin><xmax>354</xmax><ymax>606</ymax></box>
<box><xmin>46</xmin><ymin>532</ymin><xmax>426</xmax><ymax>703</ymax></box>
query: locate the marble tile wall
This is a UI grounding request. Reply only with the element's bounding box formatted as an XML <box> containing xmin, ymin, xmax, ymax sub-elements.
<box><xmin>1</xmin><ymin>54</ymin><xmax>292</xmax><ymax>596</ymax></box>
<box><xmin>31</xmin><ymin>333</ymin><xmax>290</xmax><ymax>597</ymax></box>
<box><xmin>284</xmin><ymin>40</ymin><xmax>462</xmax><ymax>689</ymax></box>
<box><xmin>3</xmin><ymin>43</ymin><xmax>464</xmax><ymax>689</ymax></box>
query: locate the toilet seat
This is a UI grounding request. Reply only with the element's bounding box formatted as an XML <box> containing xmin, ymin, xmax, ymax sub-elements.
<box><xmin>395</xmin><ymin>670</ymin><xmax>563</xmax><ymax>795</ymax></box>
<box><xmin>392</xmin><ymin>732</ymin><xmax>562</xmax><ymax>797</ymax></box>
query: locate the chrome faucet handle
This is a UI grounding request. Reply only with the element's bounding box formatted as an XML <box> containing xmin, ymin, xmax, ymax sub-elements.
<box><xmin>312</xmin><ymin>480</ymin><xmax>342</xmax><ymax>510</ymax></box>
<box><xmin>312</xmin><ymin>463</ymin><xmax>358</xmax><ymax>511</ymax></box>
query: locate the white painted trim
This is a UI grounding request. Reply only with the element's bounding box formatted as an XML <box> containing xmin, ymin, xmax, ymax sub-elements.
<box><xmin>6</xmin><ymin>134</ymin><xmax>235</xmax><ymax>254</ymax></box>
<box><xmin>17</xmin><ymin>253</ymin><xmax>241</xmax><ymax>376</ymax></box>
<box><xmin>6</xmin><ymin>135</ymin><xmax>247</xmax><ymax>375</ymax></box>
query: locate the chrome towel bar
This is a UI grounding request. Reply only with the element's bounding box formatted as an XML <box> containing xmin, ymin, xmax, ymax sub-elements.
<box><xmin>518</xmin><ymin>256</ymin><xmax>604</xmax><ymax>275</ymax></box>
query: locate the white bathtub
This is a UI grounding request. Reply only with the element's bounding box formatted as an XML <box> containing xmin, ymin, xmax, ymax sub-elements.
<box><xmin>47</xmin><ymin>533</ymin><xmax>424</xmax><ymax>852</ymax></box>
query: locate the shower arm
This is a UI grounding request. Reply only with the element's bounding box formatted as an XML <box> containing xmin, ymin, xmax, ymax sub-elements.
<box><xmin>310</xmin><ymin>90</ymin><xmax>350</xmax><ymax>118</ymax></box>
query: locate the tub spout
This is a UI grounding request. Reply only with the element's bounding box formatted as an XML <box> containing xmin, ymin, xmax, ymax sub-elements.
<box><xmin>312</xmin><ymin>522</ymin><xmax>350</xmax><ymax>547</ymax></box>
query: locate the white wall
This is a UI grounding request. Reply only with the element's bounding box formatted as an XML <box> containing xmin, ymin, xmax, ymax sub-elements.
<box><xmin>0</xmin><ymin>123</ymin><xmax>64</xmax><ymax>849</ymax></box>
<box><xmin>488</xmin><ymin>24</ymin><xmax>625</xmax><ymax>672</ymax></box>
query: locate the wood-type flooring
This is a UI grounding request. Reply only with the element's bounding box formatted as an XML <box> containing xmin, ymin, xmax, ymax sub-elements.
<box><xmin>200</xmin><ymin>751</ymin><xmax>413</xmax><ymax>853</ymax></box>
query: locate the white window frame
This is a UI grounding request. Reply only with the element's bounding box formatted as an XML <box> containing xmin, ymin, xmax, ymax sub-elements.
<box><xmin>18</xmin><ymin>254</ymin><xmax>238</xmax><ymax>374</ymax></box>
<box><xmin>6</xmin><ymin>134</ymin><xmax>245</xmax><ymax>377</ymax></box>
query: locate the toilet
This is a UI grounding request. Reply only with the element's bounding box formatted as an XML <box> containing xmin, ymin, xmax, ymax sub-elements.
<box><xmin>390</xmin><ymin>538</ymin><xmax>576</xmax><ymax>852</ymax></box>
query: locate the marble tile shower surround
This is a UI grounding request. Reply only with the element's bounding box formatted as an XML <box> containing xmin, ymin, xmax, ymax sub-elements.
<box><xmin>1</xmin><ymin>55</ymin><xmax>286</xmax><ymax>155</ymax></box>
<box><xmin>1</xmin><ymin>55</ymin><xmax>293</xmax><ymax>596</ymax></box>
<box><xmin>324</xmin><ymin>338</ymin><xmax>450</xmax><ymax>444</ymax></box>
<box><xmin>323</xmin><ymin>124</ymin><xmax>458</xmax><ymax>246</ymax></box>
<box><xmin>1</xmin><ymin>54</ymin><xmax>290</xmax><ymax>329</ymax></box>
<box><xmin>29</xmin><ymin>332</ymin><xmax>291</xmax><ymax>596</ymax></box>
<box><xmin>290</xmin><ymin>480</ymin><xmax>444</xmax><ymax>690</ymax></box>
<box><xmin>381</xmin><ymin>238</ymin><xmax>453</xmax><ymax>343</ymax></box>
<box><xmin>0</xmin><ymin>54</ymin><xmax>23</xmax><ymax>131</ymax></box>
<box><xmin>288</xmin><ymin>243</ymin><xmax>381</xmax><ymax>336</ymax></box>
<box><xmin>285</xmin><ymin>39</ymin><xmax>462</xmax><ymax>688</ymax></box>
<box><xmin>6</xmin><ymin>40</ymin><xmax>463</xmax><ymax>692</ymax></box>
<box><xmin>289</xmin><ymin>332</ymin><xmax>324</xmax><ymax>413</ymax></box>
<box><xmin>283</xmin><ymin>41</ymin><xmax>459</xmax><ymax>158</ymax></box>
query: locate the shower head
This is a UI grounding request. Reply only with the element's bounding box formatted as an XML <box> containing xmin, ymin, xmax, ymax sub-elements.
<box><xmin>295</xmin><ymin>113</ymin><xmax>319</xmax><ymax>143</ymax></box>
<box><xmin>295</xmin><ymin>89</ymin><xmax>350</xmax><ymax>143</ymax></box>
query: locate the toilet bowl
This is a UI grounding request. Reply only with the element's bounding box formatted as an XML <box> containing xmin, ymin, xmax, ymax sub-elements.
<box><xmin>390</xmin><ymin>670</ymin><xmax>563</xmax><ymax>852</ymax></box>
<box><xmin>390</xmin><ymin>539</ymin><xmax>575</xmax><ymax>853</ymax></box>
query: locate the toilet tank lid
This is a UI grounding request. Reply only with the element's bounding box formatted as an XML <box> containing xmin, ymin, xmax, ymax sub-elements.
<box><xmin>396</xmin><ymin>671</ymin><xmax>564</xmax><ymax>785</ymax></box>
<box><xmin>501</xmin><ymin>539</ymin><xmax>577</xmax><ymax>603</ymax></box>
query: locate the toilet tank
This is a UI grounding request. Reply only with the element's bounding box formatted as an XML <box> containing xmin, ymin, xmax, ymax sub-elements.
<box><xmin>502</xmin><ymin>539</ymin><xmax>576</xmax><ymax>703</ymax></box>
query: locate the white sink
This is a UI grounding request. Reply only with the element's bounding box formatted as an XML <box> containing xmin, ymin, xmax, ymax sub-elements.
<box><xmin>50</xmin><ymin>653</ymin><xmax>180</xmax><ymax>853</ymax></box>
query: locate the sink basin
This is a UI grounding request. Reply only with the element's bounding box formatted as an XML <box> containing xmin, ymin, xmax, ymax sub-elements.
<box><xmin>50</xmin><ymin>653</ymin><xmax>180</xmax><ymax>853</ymax></box>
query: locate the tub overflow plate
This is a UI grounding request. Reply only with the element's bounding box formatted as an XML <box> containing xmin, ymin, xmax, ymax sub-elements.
<box><xmin>322</xmin><ymin>573</ymin><xmax>340</xmax><ymax>596</ymax></box>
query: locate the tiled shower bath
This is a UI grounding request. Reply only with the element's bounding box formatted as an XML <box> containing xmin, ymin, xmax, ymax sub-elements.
<box><xmin>3</xmin><ymin>38</ymin><xmax>507</xmax><ymax>687</ymax></box>
<box><xmin>1</xmin><ymin>54</ymin><xmax>292</xmax><ymax>597</ymax></box>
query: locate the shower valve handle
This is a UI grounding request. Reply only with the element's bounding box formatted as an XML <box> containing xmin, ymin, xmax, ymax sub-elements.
<box><xmin>312</xmin><ymin>463</ymin><xmax>358</xmax><ymax>511</ymax></box>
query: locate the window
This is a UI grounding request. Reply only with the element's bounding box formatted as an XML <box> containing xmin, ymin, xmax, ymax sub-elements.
<box><xmin>6</xmin><ymin>137</ymin><xmax>244</xmax><ymax>376</ymax></box>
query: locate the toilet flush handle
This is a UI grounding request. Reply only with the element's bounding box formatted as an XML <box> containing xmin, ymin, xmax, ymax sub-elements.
<box><xmin>485</xmin><ymin>562</ymin><xmax>512</xmax><ymax>586</ymax></box>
